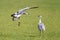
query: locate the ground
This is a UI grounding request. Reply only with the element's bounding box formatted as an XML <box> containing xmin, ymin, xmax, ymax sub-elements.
<box><xmin>0</xmin><ymin>0</ymin><xmax>60</xmax><ymax>40</ymax></box>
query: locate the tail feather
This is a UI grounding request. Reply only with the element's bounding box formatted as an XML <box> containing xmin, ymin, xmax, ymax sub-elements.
<box><xmin>30</xmin><ymin>7</ymin><xmax>39</xmax><ymax>9</ymax></box>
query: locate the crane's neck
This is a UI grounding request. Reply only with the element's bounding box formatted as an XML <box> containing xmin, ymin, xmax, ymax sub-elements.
<box><xmin>39</xmin><ymin>16</ymin><xmax>42</xmax><ymax>23</ymax></box>
<box><xmin>39</xmin><ymin>18</ymin><xmax>42</xmax><ymax>23</ymax></box>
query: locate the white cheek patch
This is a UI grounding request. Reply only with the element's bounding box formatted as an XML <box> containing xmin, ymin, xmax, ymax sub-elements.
<box><xmin>14</xmin><ymin>14</ymin><xmax>22</xmax><ymax>18</ymax></box>
<box><xmin>17</xmin><ymin>14</ymin><xmax>22</xmax><ymax>18</ymax></box>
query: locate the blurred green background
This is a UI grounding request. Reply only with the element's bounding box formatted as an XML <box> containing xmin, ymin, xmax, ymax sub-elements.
<box><xmin>0</xmin><ymin>0</ymin><xmax>60</xmax><ymax>40</ymax></box>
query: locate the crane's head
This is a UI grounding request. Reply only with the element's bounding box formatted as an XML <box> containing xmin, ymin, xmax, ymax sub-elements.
<box><xmin>40</xmin><ymin>16</ymin><xmax>42</xmax><ymax>18</ymax></box>
<box><xmin>38</xmin><ymin>15</ymin><xmax>42</xmax><ymax>18</ymax></box>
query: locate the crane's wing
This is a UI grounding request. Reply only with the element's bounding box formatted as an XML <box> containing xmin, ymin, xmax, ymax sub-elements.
<box><xmin>18</xmin><ymin>7</ymin><xmax>30</xmax><ymax>12</ymax></box>
<box><xmin>42</xmin><ymin>23</ymin><xmax>45</xmax><ymax>31</ymax></box>
<box><xmin>17</xmin><ymin>7</ymin><xmax>30</xmax><ymax>15</ymax></box>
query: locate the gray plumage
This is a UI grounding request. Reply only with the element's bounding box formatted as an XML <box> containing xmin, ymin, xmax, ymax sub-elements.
<box><xmin>38</xmin><ymin>16</ymin><xmax>45</xmax><ymax>31</ymax></box>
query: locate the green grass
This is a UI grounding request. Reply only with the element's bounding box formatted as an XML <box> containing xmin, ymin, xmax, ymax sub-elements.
<box><xmin>0</xmin><ymin>0</ymin><xmax>60</xmax><ymax>40</ymax></box>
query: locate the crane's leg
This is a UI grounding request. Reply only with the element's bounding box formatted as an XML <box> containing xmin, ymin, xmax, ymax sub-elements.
<box><xmin>18</xmin><ymin>22</ymin><xmax>20</xmax><ymax>26</ymax></box>
<box><xmin>12</xmin><ymin>17</ymin><xmax>14</xmax><ymax>21</ymax></box>
<box><xmin>40</xmin><ymin>30</ymin><xmax>42</xmax><ymax>36</ymax></box>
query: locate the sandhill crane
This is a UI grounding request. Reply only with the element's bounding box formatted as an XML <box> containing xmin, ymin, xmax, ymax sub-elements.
<box><xmin>38</xmin><ymin>16</ymin><xmax>45</xmax><ymax>32</ymax></box>
<box><xmin>11</xmin><ymin>7</ymin><xmax>38</xmax><ymax>21</ymax></box>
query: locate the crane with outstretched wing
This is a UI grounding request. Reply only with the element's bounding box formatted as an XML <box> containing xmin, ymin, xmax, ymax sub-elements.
<box><xmin>11</xmin><ymin>7</ymin><xmax>38</xmax><ymax>21</ymax></box>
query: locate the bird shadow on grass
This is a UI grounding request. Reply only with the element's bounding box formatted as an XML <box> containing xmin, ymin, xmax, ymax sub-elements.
<box><xmin>22</xmin><ymin>31</ymin><xmax>45</xmax><ymax>39</ymax></box>
<box><xmin>22</xmin><ymin>32</ymin><xmax>42</xmax><ymax>38</ymax></box>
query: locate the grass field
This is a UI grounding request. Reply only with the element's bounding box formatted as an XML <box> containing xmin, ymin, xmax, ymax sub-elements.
<box><xmin>0</xmin><ymin>0</ymin><xmax>60</xmax><ymax>40</ymax></box>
